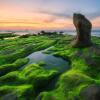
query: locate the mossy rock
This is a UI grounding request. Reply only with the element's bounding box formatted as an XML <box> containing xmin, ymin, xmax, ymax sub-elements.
<box><xmin>40</xmin><ymin>70</ymin><xmax>96</xmax><ymax>100</ymax></box>
<box><xmin>0</xmin><ymin>85</ymin><xmax>34</xmax><ymax>99</ymax></box>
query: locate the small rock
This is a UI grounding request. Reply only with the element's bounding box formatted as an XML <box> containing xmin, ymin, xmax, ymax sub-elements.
<box><xmin>1</xmin><ymin>93</ymin><xmax>17</xmax><ymax>100</ymax></box>
<box><xmin>80</xmin><ymin>84</ymin><xmax>100</xmax><ymax>100</ymax></box>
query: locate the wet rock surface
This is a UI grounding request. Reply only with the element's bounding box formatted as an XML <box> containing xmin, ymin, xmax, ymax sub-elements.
<box><xmin>1</xmin><ymin>93</ymin><xmax>17</xmax><ymax>100</ymax></box>
<box><xmin>80</xmin><ymin>84</ymin><xmax>100</xmax><ymax>100</ymax></box>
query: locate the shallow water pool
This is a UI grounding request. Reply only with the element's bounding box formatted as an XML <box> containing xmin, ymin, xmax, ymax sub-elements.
<box><xmin>26</xmin><ymin>49</ymin><xmax>69</xmax><ymax>73</ymax></box>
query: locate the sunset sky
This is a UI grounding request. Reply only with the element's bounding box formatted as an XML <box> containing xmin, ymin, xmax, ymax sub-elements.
<box><xmin>0</xmin><ymin>0</ymin><xmax>100</xmax><ymax>30</ymax></box>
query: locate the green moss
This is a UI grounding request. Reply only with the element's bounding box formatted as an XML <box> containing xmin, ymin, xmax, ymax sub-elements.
<box><xmin>38</xmin><ymin>61</ymin><xmax>46</xmax><ymax>66</ymax></box>
<box><xmin>72</xmin><ymin>58</ymin><xmax>88</xmax><ymax>71</ymax></box>
<box><xmin>0</xmin><ymin>35</ymin><xmax>56</xmax><ymax>65</ymax></box>
<box><xmin>34</xmin><ymin>39</ymin><xmax>55</xmax><ymax>51</ymax></box>
<box><xmin>21</xmin><ymin>63</ymin><xmax>58</xmax><ymax>85</ymax></box>
<box><xmin>0</xmin><ymin>64</ymin><xmax>58</xmax><ymax>99</ymax></box>
<box><xmin>0</xmin><ymin>58</ymin><xmax>29</xmax><ymax>76</ymax></box>
<box><xmin>36</xmin><ymin>36</ymin><xmax>100</xmax><ymax>100</ymax></box>
<box><xmin>41</xmin><ymin>70</ymin><xmax>95</xmax><ymax>100</ymax></box>
<box><xmin>0</xmin><ymin>35</ymin><xmax>100</xmax><ymax>99</ymax></box>
<box><xmin>0</xmin><ymin>85</ymin><xmax>34</xmax><ymax>99</ymax></box>
<box><xmin>0</xmin><ymin>71</ymin><xmax>25</xmax><ymax>84</ymax></box>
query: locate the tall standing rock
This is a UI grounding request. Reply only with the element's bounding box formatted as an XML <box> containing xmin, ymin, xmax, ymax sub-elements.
<box><xmin>73</xmin><ymin>13</ymin><xmax>92</xmax><ymax>47</ymax></box>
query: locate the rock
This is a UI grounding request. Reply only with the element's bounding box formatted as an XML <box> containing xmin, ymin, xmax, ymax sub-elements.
<box><xmin>1</xmin><ymin>93</ymin><xmax>17</xmax><ymax>100</ymax></box>
<box><xmin>73</xmin><ymin>13</ymin><xmax>92</xmax><ymax>47</ymax></box>
<box><xmin>80</xmin><ymin>84</ymin><xmax>100</xmax><ymax>100</ymax></box>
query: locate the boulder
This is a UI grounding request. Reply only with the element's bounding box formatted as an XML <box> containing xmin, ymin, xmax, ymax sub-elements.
<box><xmin>80</xmin><ymin>84</ymin><xmax>100</xmax><ymax>100</ymax></box>
<box><xmin>73</xmin><ymin>13</ymin><xmax>92</xmax><ymax>47</ymax></box>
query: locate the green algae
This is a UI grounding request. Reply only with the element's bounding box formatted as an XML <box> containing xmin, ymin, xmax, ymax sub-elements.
<box><xmin>0</xmin><ymin>34</ymin><xmax>100</xmax><ymax>100</ymax></box>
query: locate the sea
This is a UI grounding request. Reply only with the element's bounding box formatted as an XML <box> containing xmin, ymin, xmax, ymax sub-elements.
<box><xmin>14</xmin><ymin>31</ymin><xmax>100</xmax><ymax>37</ymax></box>
<box><xmin>0</xmin><ymin>30</ymin><xmax>100</xmax><ymax>37</ymax></box>
<box><xmin>63</xmin><ymin>31</ymin><xmax>100</xmax><ymax>37</ymax></box>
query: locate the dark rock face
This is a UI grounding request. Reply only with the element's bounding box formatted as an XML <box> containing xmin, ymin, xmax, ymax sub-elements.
<box><xmin>1</xmin><ymin>93</ymin><xmax>17</xmax><ymax>100</ymax></box>
<box><xmin>73</xmin><ymin>13</ymin><xmax>92</xmax><ymax>47</ymax></box>
<box><xmin>80</xmin><ymin>85</ymin><xmax>100</xmax><ymax>100</ymax></box>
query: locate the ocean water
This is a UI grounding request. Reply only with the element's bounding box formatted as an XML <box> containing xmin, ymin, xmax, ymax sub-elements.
<box><xmin>0</xmin><ymin>31</ymin><xmax>100</xmax><ymax>37</ymax></box>
<box><xmin>14</xmin><ymin>31</ymin><xmax>100</xmax><ymax>37</ymax></box>
<box><xmin>64</xmin><ymin>31</ymin><xmax>100</xmax><ymax>37</ymax></box>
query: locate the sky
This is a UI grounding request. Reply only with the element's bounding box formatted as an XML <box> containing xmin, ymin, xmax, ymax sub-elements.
<box><xmin>0</xmin><ymin>0</ymin><xmax>100</xmax><ymax>30</ymax></box>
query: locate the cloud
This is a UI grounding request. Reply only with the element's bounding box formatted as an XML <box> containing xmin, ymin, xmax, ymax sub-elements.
<box><xmin>32</xmin><ymin>9</ymin><xmax>100</xmax><ymax>23</ymax></box>
<box><xmin>85</xmin><ymin>11</ymin><xmax>100</xmax><ymax>19</ymax></box>
<box><xmin>29</xmin><ymin>9</ymin><xmax>72</xmax><ymax>24</ymax></box>
<box><xmin>38</xmin><ymin>10</ymin><xmax>71</xmax><ymax>18</ymax></box>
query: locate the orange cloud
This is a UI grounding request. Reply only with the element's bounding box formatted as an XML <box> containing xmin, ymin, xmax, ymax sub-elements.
<box><xmin>0</xmin><ymin>4</ymin><xmax>74</xmax><ymax>30</ymax></box>
<box><xmin>92</xmin><ymin>17</ymin><xmax>100</xmax><ymax>28</ymax></box>
<box><xmin>0</xmin><ymin>22</ymin><xmax>70</xmax><ymax>30</ymax></box>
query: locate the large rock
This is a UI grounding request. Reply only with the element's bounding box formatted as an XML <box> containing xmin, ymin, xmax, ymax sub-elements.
<box><xmin>80</xmin><ymin>85</ymin><xmax>100</xmax><ymax>100</ymax></box>
<box><xmin>73</xmin><ymin>13</ymin><xmax>92</xmax><ymax>47</ymax></box>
